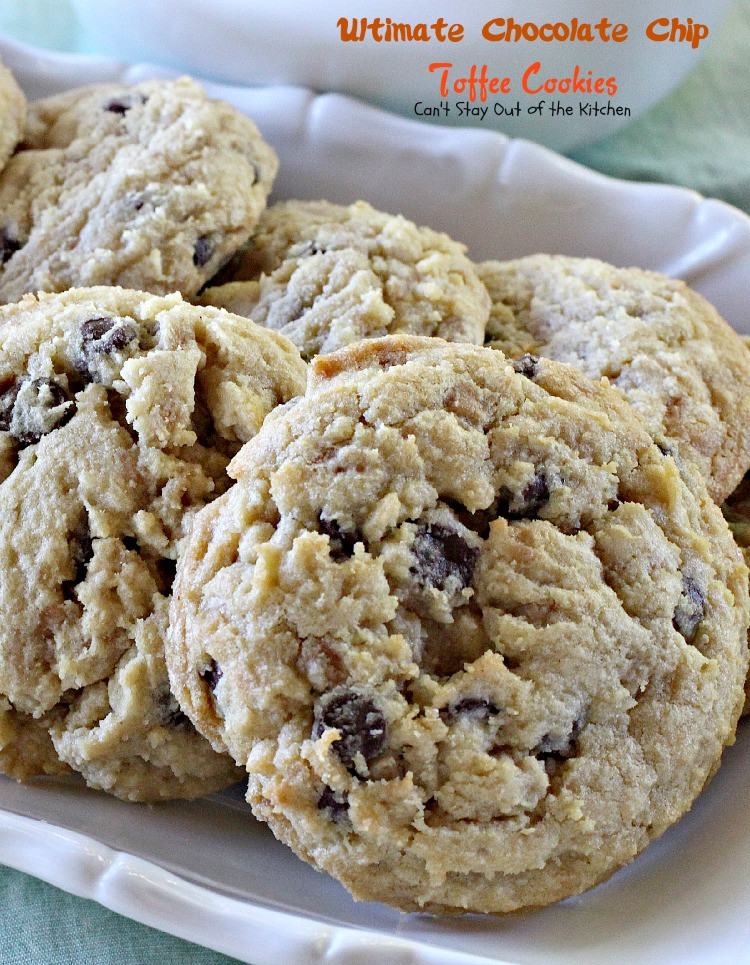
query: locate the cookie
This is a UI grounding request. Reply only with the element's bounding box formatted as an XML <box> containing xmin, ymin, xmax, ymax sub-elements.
<box><xmin>168</xmin><ymin>335</ymin><xmax>748</xmax><ymax>913</ymax></box>
<box><xmin>0</xmin><ymin>287</ymin><xmax>306</xmax><ymax>801</ymax></box>
<box><xmin>0</xmin><ymin>56</ymin><xmax>25</xmax><ymax>175</ymax></box>
<box><xmin>478</xmin><ymin>255</ymin><xmax>750</xmax><ymax>503</ymax></box>
<box><xmin>197</xmin><ymin>199</ymin><xmax>490</xmax><ymax>360</ymax></box>
<box><xmin>0</xmin><ymin>77</ymin><xmax>277</xmax><ymax>304</ymax></box>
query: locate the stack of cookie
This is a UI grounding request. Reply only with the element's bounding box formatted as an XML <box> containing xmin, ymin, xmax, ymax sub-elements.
<box><xmin>0</xmin><ymin>58</ymin><xmax>748</xmax><ymax>916</ymax></box>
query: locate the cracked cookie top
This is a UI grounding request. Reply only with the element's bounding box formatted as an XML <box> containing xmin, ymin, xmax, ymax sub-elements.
<box><xmin>0</xmin><ymin>286</ymin><xmax>305</xmax><ymax>801</ymax></box>
<box><xmin>0</xmin><ymin>77</ymin><xmax>278</xmax><ymax>303</ymax></box>
<box><xmin>478</xmin><ymin>254</ymin><xmax>750</xmax><ymax>503</ymax></box>
<box><xmin>167</xmin><ymin>335</ymin><xmax>748</xmax><ymax>912</ymax></box>
<box><xmin>197</xmin><ymin>199</ymin><xmax>490</xmax><ymax>360</ymax></box>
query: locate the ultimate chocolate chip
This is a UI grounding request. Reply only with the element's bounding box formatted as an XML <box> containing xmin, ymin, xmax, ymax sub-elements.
<box><xmin>157</xmin><ymin>558</ymin><xmax>178</xmax><ymax>594</ymax></box>
<box><xmin>297</xmin><ymin>240</ymin><xmax>327</xmax><ymax>257</ymax></box>
<box><xmin>10</xmin><ymin>378</ymin><xmax>73</xmax><ymax>445</ymax></box>
<box><xmin>537</xmin><ymin>714</ymin><xmax>584</xmax><ymax>765</ymax></box>
<box><xmin>0</xmin><ymin>228</ymin><xmax>21</xmax><ymax>265</ymax></box>
<box><xmin>193</xmin><ymin>235</ymin><xmax>213</xmax><ymax>267</ymax></box>
<box><xmin>162</xmin><ymin>700</ymin><xmax>191</xmax><ymax>728</ymax></box>
<box><xmin>80</xmin><ymin>317</ymin><xmax>138</xmax><ymax>355</ymax></box>
<box><xmin>313</xmin><ymin>689</ymin><xmax>387</xmax><ymax>772</ymax></box>
<box><xmin>69</xmin><ymin>524</ymin><xmax>94</xmax><ymax>583</ymax></box>
<box><xmin>0</xmin><ymin>382</ymin><xmax>20</xmax><ymax>431</ymax></box>
<box><xmin>656</xmin><ymin>440</ymin><xmax>675</xmax><ymax>458</ymax></box>
<box><xmin>512</xmin><ymin>354</ymin><xmax>540</xmax><ymax>379</ymax></box>
<box><xmin>673</xmin><ymin>576</ymin><xmax>705</xmax><ymax>644</ymax></box>
<box><xmin>61</xmin><ymin>520</ymin><xmax>94</xmax><ymax>600</ymax></box>
<box><xmin>81</xmin><ymin>317</ymin><xmax>115</xmax><ymax>342</ymax></box>
<box><xmin>105</xmin><ymin>99</ymin><xmax>131</xmax><ymax>115</ymax></box>
<box><xmin>441</xmin><ymin>697</ymin><xmax>499</xmax><ymax>723</ymax></box>
<box><xmin>151</xmin><ymin>683</ymin><xmax>190</xmax><ymax>727</ymax></box>
<box><xmin>317</xmin><ymin>786</ymin><xmax>349</xmax><ymax>822</ymax></box>
<box><xmin>200</xmin><ymin>659</ymin><xmax>223</xmax><ymax>692</ymax></box>
<box><xmin>105</xmin><ymin>325</ymin><xmax>139</xmax><ymax>352</ymax></box>
<box><xmin>502</xmin><ymin>470</ymin><xmax>550</xmax><ymax>520</ymax></box>
<box><xmin>411</xmin><ymin>523</ymin><xmax>479</xmax><ymax>591</ymax></box>
<box><xmin>517</xmin><ymin>471</ymin><xmax>549</xmax><ymax>517</ymax></box>
<box><xmin>319</xmin><ymin>515</ymin><xmax>360</xmax><ymax>560</ymax></box>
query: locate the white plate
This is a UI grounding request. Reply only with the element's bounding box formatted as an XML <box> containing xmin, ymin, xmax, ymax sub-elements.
<box><xmin>1</xmin><ymin>33</ymin><xmax>749</xmax><ymax>965</ymax></box>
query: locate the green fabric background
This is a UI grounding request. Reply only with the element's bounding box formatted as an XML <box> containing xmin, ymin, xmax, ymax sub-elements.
<box><xmin>0</xmin><ymin>1</ymin><xmax>748</xmax><ymax>962</ymax></box>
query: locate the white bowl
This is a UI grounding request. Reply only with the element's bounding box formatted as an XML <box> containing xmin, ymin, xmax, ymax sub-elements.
<box><xmin>69</xmin><ymin>0</ymin><xmax>730</xmax><ymax>151</ymax></box>
<box><xmin>1</xmin><ymin>32</ymin><xmax>750</xmax><ymax>965</ymax></box>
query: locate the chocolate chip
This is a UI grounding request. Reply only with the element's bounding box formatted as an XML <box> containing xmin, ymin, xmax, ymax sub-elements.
<box><xmin>157</xmin><ymin>558</ymin><xmax>178</xmax><ymax>594</ymax></box>
<box><xmin>319</xmin><ymin>515</ymin><xmax>360</xmax><ymax>560</ymax></box>
<box><xmin>317</xmin><ymin>786</ymin><xmax>349</xmax><ymax>822</ymax></box>
<box><xmin>499</xmin><ymin>470</ymin><xmax>551</xmax><ymax>521</ymax></box>
<box><xmin>515</xmin><ymin>471</ymin><xmax>550</xmax><ymax>518</ymax></box>
<box><xmin>537</xmin><ymin>714</ymin><xmax>584</xmax><ymax>765</ymax></box>
<box><xmin>7</xmin><ymin>378</ymin><xmax>73</xmax><ymax>445</ymax></box>
<box><xmin>0</xmin><ymin>382</ymin><xmax>20</xmax><ymax>431</ymax></box>
<box><xmin>61</xmin><ymin>520</ymin><xmax>94</xmax><ymax>600</ymax></box>
<box><xmin>200</xmin><ymin>659</ymin><xmax>223</xmax><ymax>692</ymax></box>
<box><xmin>297</xmin><ymin>240</ymin><xmax>327</xmax><ymax>257</ymax></box>
<box><xmin>81</xmin><ymin>317</ymin><xmax>115</xmax><ymax>342</ymax></box>
<box><xmin>80</xmin><ymin>317</ymin><xmax>138</xmax><ymax>355</ymax></box>
<box><xmin>313</xmin><ymin>689</ymin><xmax>387</xmax><ymax>773</ymax></box>
<box><xmin>104</xmin><ymin>99</ymin><xmax>131</xmax><ymax>115</ymax></box>
<box><xmin>673</xmin><ymin>576</ymin><xmax>705</xmax><ymax>644</ymax></box>
<box><xmin>0</xmin><ymin>228</ymin><xmax>21</xmax><ymax>265</ymax></box>
<box><xmin>155</xmin><ymin>685</ymin><xmax>191</xmax><ymax>728</ymax></box>
<box><xmin>441</xmin><ymin>697</ymin><xmax>499</xmax><ymax>723</ymax></box>
<box><xmin>193</xmin><ymin>235</ymin><xmax>213</xmax><ymax>267</ymax></box>
<box><xmin>122</xmin><ymin>536</ymin><xmax>140</xmax><ymax>552</ymax></box>
<box><xmin>106</xmin><ymin>324</ymin><xmax>139</xmax><ymax>351</ymax></box>
<box><xmin>607</xmin><ymin>498</ymin><xmax>621</xmax><ymax>512</ymax></box>
<box><xmin>411</xmin><ymin>523</ymin><xmax>479</xmax><ymax>591</ymax></box>
<box><xmin>70</xmin><ymin>526</ymin><xmax>94</xmax><ymax>581</ymax></box>
<box><xmin>512</xmin><ymin>354</ymin><xmax>540</xmax><ymax>379</ymax></box>
<box><xmin>164</xmin><ymin>706</ymin><xmax>191</xmax><ymax>728</ymax></box>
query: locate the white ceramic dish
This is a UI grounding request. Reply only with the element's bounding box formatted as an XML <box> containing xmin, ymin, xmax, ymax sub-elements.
<box><xmin>0</xmin><ymin>33</ymin><xmax>750</xmax><ymax>965</ymax></box>
<box><xmin>69</xmin><ymin>0</ymin><xmax>731</xmax><ymax>151</ymax></box>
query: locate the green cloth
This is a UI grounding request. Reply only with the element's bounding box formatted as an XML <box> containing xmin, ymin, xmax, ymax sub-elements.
<box><xmin>0</xmin><ymin>865</ymin><xmax>235</xmax><ymax>965</ymax></box>
<box><xmin>0</xmin><ymin>1</ymin><xmax>749</xmax><ymax>963</ymax></box>
<box><xmin>571</xmin><ymin>0</ymin><xmax>750</xmax><ymax>213</ymax></box>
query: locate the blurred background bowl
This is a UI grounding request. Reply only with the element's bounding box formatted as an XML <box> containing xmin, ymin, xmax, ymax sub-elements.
<box><xmin>69</xmin><ymin>0</ymin><xmax>731</xmax><ymax>150</ymax></box>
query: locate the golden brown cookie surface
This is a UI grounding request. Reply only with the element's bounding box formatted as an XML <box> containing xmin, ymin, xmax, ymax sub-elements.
<box><xmin>198</xmin><ymin>199</ymin><xmax>490</xmax><ymax>360</ymax></box>
<box><xmin>168</xmin><ymin>335</ymin><xmax>748</xmax><ymax>911</ymax></box>
<box><xmin>0</xmin><ymin>78</ymin><xmax>277</xmax><ymax>302</ymax></box>
<box><xmin>479</xmin><ymin>254</ymin><xmax>750</xmax><ymax>503</ymax></box>
<box><xmin>0</xmin><ymin>287</ymin><xmax>305</xmax><ymax>801</ymax></box>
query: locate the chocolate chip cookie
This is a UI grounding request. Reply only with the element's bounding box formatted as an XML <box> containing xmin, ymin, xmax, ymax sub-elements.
<box><xmin>0</xmin><ymin>77</ymin><xmax>277</xmax><ymax>304</ymax></box>
<box><xmin>0</xmin><ymin>56</ymin><xmax>25</xmax><ymax>176</ymax></box>
<box><xmin>478</xmin><ymin>255</ymin><xmax>750</xmax><ymax>503</ymax></box>
<box><xmin>197</xmin><ymin>199</ymin><xmax>490</xmax><ymax>360</ymax></box>
<box><xmin>0</xmin><ymin>286</ymin><xmax>306</xmax><ymax>801</ymax></box>
<box><xmin>168</xmin><ymin>335</ymin><xmax>748</xmax><ymax>912</ymax></box>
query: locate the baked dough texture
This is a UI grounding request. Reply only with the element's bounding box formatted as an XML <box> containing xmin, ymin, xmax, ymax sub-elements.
<box><xmin>478</xmin><ymin>255</ymin><xmax>750</xmax><ymax>503</ymax></box>
<box><xmin>0</xmin><ymin>287</ymin><xmax>306</xmax><ymax>801</ymax></box>
<box><xmin>168</xmin><ymin>335</ymin><xmax>748</xmax><ymax>911</ymax></box>
<box><xmin>198</xmin><ymin>199</ymin><xmax>490</xmax><ymax>360</ymax></box>
<box><xmin>0</xmin><ymin>77</ymin><xmax>277</xmax><ymax>303</ymax></box>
